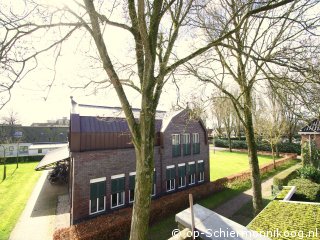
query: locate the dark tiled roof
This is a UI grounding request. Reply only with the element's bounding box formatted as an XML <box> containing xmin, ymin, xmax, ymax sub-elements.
<box><xmin>79</xmin><ymin>116</ymin><xmax>162</xmax><ymax>133</ymax></box>
<box><xmin>300</xmin><ymin>119</ymin><xmax>320</xmax><ymax>133</ymax></box>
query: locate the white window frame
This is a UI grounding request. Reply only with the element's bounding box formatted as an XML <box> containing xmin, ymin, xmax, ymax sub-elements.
<box><xmin>166</xmin><ymin>165</ymin><xmax>175</xmax><ymax>192</ymax></box>
<box><xmin>199</xmin><ymin>172</ymin><xmax>204</xmax><ymax>182</ymax></box>
<box><xmin>192</xmin><ymin>133</ymin><xmax>200</xmax><ymax>143</ymax></box>
<box><xmin>129</xmin><ymin>172</ymin><xmax>136</xmax><ymax>203</ymax></box>
<box><xmin>89</xmin><ymin>177</ymin><xmax>107</xmax><ymax>215</ymax></box>
<box><xmin>166</xmin><ymin>179</ymin><xmax>175</xmax><ymax>192</ymax></box>
<box><xmin>111</xmin><ymin>174</ymin><xmax>125</xmax><ymax>209</ymax></box>
<box><xmin>182</xmin><ymin>133</ymin><xmax>190</xmax><ymax>144</ymax></box>
<box><xmin>111</xmin><ymin>192</ymin><xmax>125</xmax><ymax>209</ymax></box>
<box><xmin>188</xmin><ymin>162</ymin><xmax>196</xmax><ymax>185</ymax></box>
<box><xmin>151</xmin><ymin>169</ymin><xmax>156</xmax><ymax>197</ymax></box>
<box><xmin>198</xmin><ymin>160</ymin><xmax>204</xmax><ymax>182</ymax></box>
<box><xmin>178</xmin><ymin>163</ymin><xmax>186</xmax><ymax>188</ymax></box>
<box><xmin>172</xmin><ymin>134</ymin><xmax>180</xmax><ymax>145</ymax></box>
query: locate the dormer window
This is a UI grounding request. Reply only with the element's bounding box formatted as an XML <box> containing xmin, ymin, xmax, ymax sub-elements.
<box><xmin>193</xmin><ymin>133</ymin><xmax>200</xmax><ymax>154</ymax></box>
<box><xmin>172</xmin><ymin>134</ymin><xmax>181</xmax><ymax>157</ymax></box>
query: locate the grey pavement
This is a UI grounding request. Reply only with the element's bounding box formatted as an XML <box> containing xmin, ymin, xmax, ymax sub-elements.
<box><xmin>213</xmin><ymin>163</ymin><xmax>301</xmax><ymax>218</ymax></box>
<box><xmin>9</xmin><ymin>170</ymin><xmax>69</xmax><ymax>240</ymax></box>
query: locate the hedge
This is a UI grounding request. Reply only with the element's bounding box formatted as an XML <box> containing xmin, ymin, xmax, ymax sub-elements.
<box><xmin>53</xmin><ymin>154</ymin><xmax>297</xmax><ymax>240</ymax></box>
<box><xmin>273</xmin><ymin>164</ymin><xmax>301</xmax><ymax>187</ymax></box>
<box><xmin>288</xmin><ymin>178</ymin><xmax>320</xmax><ymax>202</ymax></box>
<box><xmin>1</xmin><ymin>155</ymin><xmax>42</xmax><ymax>164</ymax></box>
<box><xmin>248</xmin><ymin>201</ymin><xmax>320</xmax><ymax>240</ymax></box>
<box><xmin>214</xmin><ymin>139</ymin><xmax>301</xmax><ymax>154</ymax></box>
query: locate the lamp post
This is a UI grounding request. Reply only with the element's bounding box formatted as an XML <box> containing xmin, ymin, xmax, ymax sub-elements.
<box><xmin>14</xmin><ymin>132</ymin><xmax>22</xmax><ymax>169</ymax></box>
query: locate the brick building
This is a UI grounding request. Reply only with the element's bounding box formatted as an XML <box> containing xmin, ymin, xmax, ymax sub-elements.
<box><xmin>68</xmin><ymin>103</ymin><xmax>209</xmax><ymax>224</ymax></box>
<box><xmin>299</xmin><ymin>119</ymin><xmax>320</xmax><ymax>148</ymax></box>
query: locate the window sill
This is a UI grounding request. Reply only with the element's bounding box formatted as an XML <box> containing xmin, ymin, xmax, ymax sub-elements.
<box><xmin>111</xmin><ymin>203</ymin><xmax>125</xmax><ymax>209</ymax></box>
<box><xmin>89</xmin><ymin>209</ymin><xmax>105</xmax><ymax>215</ymax></box>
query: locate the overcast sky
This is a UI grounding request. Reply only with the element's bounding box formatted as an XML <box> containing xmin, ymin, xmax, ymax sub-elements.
<box><xmin>0</xmin><ymin>1</ymin><xmax>212</xmax><ymax>126</ymax></box>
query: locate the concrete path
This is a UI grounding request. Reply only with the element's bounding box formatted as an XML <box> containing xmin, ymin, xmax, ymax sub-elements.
<box><xmin>9</xmin><ymin>171</ymin><xmax>69</xmax><ymax>240</ymax></box>
<box><xmin>213</xmin><ymin>163</ymin><xmax>301</xmax><ymax>218</ymax></box>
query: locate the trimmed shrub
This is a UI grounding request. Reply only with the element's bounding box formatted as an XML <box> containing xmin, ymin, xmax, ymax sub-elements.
<box><xmin>273</xmin><ymin>164</ymin><xmax>301</xmax><ymax>187</ymax></box>
<box><xmin>297</xmin><ymin>165</ymin><xmax>320</xmax><ymax>184</ymax></box>
<box><xmin>214</xmin><ymin>139</ymin><xmax>300</xmax><ymax>154</ymax></box>
<box><xmin>4</xmin><ymin>155</ymin><xmax>42</xmax><ymax>164</ymax></box>
<box><xmin>288</xmin><ymin>178</ymin><xmax>320</xmax><ymax>202</ymax></box>
<box><xmin>53</xmin><ymin>155</ymin><xmax>298</xmax><ymax>240</ymax></box>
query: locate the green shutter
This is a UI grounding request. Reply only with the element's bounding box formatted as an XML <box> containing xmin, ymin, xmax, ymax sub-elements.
<box><xmin>111</xmin><ymin>177</ymin><xmax>125</xmax><ymax>194</ymax></box>
<box><xmin>111</xmin><ymin>179</ymin><xmax>117</xmax><ymax>194</ymax></box>
<box><xmin>178</xmin><ymin>165</ymin><xmax>186</xmax><ymax>177</ymax></box>
<box><xmin>98</xmin><ymin>181</ymin><xmax>106</xmax><ymax>197</ymax></box>
<box><xmin>183</xmin><ymin>144</ymin><xmax>191</xmax><ymax>155</ymax></box>
<box><xmin>188</xmin><ymin>164</ymin><xmax>196</xmax><ymax>174</ymax></box>
<box><xmin>193</xmin><ymin>143</ymin><xmax>200</xmax><ymax>154</ymax></box>
<box><xmin>129</xmin><ymin>175</ymin><xmax>135</xmax><ymax>190</ymax></box>
<box><xmin>90</xmin><ymin>183</ymin><xmax>98</xmax><ymax>200</ymax></box>
<box><xmin>166</xmin><ymin>167</ymin><xmax>175</xmax><ymax>180</ymax></box>
<box><xmin>198</xmin><ymin>162</ymin><xmax>204</xmax><ymax>172</ymax></box>
<box><xmin>166</xmin><ymin>169</ymin><xmax>170</xmax><ymax>180</ymax></box>
<box><xmin>172</xmin><ymin>145</ymin><xmax>181</xmax><ymax>157</ymax></box>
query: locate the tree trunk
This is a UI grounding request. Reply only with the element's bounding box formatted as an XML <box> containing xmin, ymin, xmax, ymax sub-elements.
<box><xmin>243</xmin><ymin>93</ymin><xmax>263</xmax><ymax>216</ymax></box>
<box><xmin>228</xmin><ymin>133</ymin><xmax>232</xmax><ymax>152</ymax></box>
<box><xmin>276</xmin><ymin>144</ymin><xmax>280</xmax><ymax>158</ymax></box>
<box><xmin>3</xmin><ymin>159</ymin><xmax>6</xmax><ymax>181</ymax></box>
<box><xmin>271</xmin><ymin>143</ymin><xmax>276</xmax><ymax>169</ymax></box>
<box><xmin>129</xmin><ymin>102</ymin><xmax>155</xmax><ymax>240</ymax></box>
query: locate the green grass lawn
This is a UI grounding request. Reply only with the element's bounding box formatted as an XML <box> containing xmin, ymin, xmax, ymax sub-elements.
<box><xmin>0</xmin><ymin>162</ymin><xmax>41</xmax><ymax>240</ymax></box>
<box><xmin>210</xmin><ymin>150</ymin><xmax>280</xmax><ymax>181</ymax></box>
<box><xmin>148</xmin><ymin>155</ymin><xmax>299</xmax><ymax>240</ymax></box>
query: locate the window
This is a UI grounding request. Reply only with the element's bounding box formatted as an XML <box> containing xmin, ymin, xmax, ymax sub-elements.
<box><xmin>19</xmin><ymin>146</ymin><xmax>28</xmax><ymax>154</ymax></box>
<box><xmin>188</xmin><ymin>162</ymin><xmax>196</xmax><ymax>185</ymax></box>
<box><xmin>182</xmin><ymin>134</ymin><xmax>191</xmax><ymax>155</ymax></box>
<box><xmin>172</xmin><ymin>134</ymin><xmax>181</xmax><ymax>157</ymax></box>
<box><xmin>152</xmin><ymin>170</ymin><xmax>156</xmax><ymax>196</ymax></box>
<box><xmin>198</xmin><ymin>160</ymin><xmax>205</xmax><ymax>182</ymax></box>
<box><xmin>6</xmin><ymin>146</ymin><xmax>14</xmax><ymax>156</ymax></box>
<box><xmin>38</xmin><ymin>149</ymin><xmax>42</xmax><ymax>154</ymax></box>
<box><xmin>111</xmin><ymin>174</ymin><xmax>125</xmax><ymax>208</ymax></box>
<box><xmin>166</xmin><ymin>166</ymin><xmax>176</xmax><ymax>192</ymax></box>
<box><xmin>129</xmin><ymin>172</ymin><xmax>136</xmax><ymax>203</ymax></box>
<box><xmin>178</xmin><ymin>164</ymin><xmax>186</xmax><ymax>188</ymax></box>
<box><xmin>89</xmin><ymin>177</ymin><xmax>106</xmax><ymax>214</ymax></box>
<box><xmin>192</xmin><ymin>133</ymin><xmax>200</xmax><ymax>154</ymax></box>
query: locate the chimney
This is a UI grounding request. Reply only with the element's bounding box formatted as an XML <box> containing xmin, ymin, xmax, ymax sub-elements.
<box><xmin>70</xmin><ymin>96</ymin><xmax>78</xmax><ymax>114</ymax></box>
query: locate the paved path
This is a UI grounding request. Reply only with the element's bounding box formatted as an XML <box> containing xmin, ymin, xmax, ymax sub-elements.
<box><xmin>9</xmin><ymin>171</ymin><xmax>69</xmax><ymax>240</ymax></box>
<box><xmin>213</xmin><ymin>164</ymin><xmax>300</xmax><ymax>218</ymax></box>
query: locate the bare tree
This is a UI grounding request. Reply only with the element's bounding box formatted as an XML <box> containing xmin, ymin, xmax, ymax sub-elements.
<box><xmin>187</xmin><ymin>0</ymin><xmax>320</xmax><ymax>215</ymax></box>
<box><xmin>2</xmin><ymin>0</ymin><xmax>307</xmax><ymax>238</ymax></box>
<box><xmin>255</xmin><ymin>90</ymin><xmax>287</xmax><ymax>168</ymax></box>
<box><xmin>211</xmin><ymin>93</ymin><xmax>236</xmax><ymax>151</ymax></box>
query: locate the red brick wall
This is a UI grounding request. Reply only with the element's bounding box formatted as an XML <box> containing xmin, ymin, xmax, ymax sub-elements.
<box><xmin>56</xmin><ymin>154</ymin><xmax>297</xmax><ymax>240</ymax></box>
<box><xmin>70</xmin><ymin>110</ymin><xmax>210</xmax><ymax>224</ymax></box>
<box><xmin>301</xmin><ymin>134</ymin><xmax>320</xmax><ymax>149</ymax></box>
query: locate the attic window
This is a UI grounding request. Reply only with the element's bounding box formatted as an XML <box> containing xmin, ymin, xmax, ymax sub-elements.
<box><xmin>172</xmin><ymin>134</ymin><xmax>181</xmax><ymax>157</ymax></box>
<box><xmin>193</xmin><ymin>133</ymin><xmax>200</xmax><ymax>154</ymax></box>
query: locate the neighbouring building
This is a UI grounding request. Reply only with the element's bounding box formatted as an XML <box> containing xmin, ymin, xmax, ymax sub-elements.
<box><xmin>298</xmin><ymin>119</ymin><xmax>320</xmax><ymax>148</ymax></box>
<box><xmin>67</xmin><ymin>102</ymin><xmax>210</xmax><ymax>224</ymax></box>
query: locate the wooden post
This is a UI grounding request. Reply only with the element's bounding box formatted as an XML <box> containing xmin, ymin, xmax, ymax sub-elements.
<box><xmin>189</xmin><ymin>194</ymin><xmax>195</xmax><ymax>240</ymax></box>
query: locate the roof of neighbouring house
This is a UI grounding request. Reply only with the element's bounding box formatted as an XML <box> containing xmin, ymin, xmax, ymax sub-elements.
<box><xmin>299</xmin><ymin>119</ymin><xmax>320</xmax><ymax>134</ymax></box>
<box><xmin>175</xmin><ymin>204</ymin><xmax>271</xmax><ymax>240</ymax></box>
<box><xmin>248</xmin><ymin>200</ymin><xmax>320</xmax><ymax>239</ymax></box>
